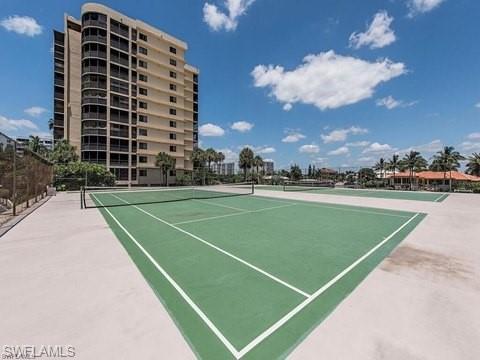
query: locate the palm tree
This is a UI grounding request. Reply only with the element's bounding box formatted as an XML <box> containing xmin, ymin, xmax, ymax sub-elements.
<box><xmin>155</xmin><ymin>152</ymin><xmax>176</xmax><ymax>186</ymax></box>
<box><xmin>28</xmin><ymin>136</ymin><xmax>42</xmax><ymax>153</ymax></box>
<box><xmin>48</xmin><ymin>118</ymin><xmax>54</xmax><ymax>131</ymax></box>
<box><xmin>50</xmin><ymin>140</ymin><xmax>78</xmax><ymax>164</ymax></box>
<box><xmin>399</xmin><ymin>151</ymin><xmax>427</xmax><ymax>190</ymax></box>
<box><xmin>253</xmin><ymin>155</ymin><xmax>264</xmax><ymax>184</ymax></box>
<box><xmin>205</xmin><ymin>148</ymin><xmax>217</xmax><ymax>172</ymax></box>
<box><xmin>466</xmin><ymin>153</ymin><xmax>480</xmax><ymax>176</ymax></box>
<box><xmin>239</xmin><ymin>147</ymin><xmax>254</xmax><ymax>181</ymax></box>
<box><xmin>192</xmin><ymin>148</ymin><xmax>206</xmax><ymax>185</ymax></box>
<box><xmin>388</xmin><ymin>154</ymin><xmax>399</xmax><ymax>189</ymax></box>
<box><xmin>374</xmin><ymin>158</ymin><xmax>386</xmax><ymax>186</ymax></box>
<box><xmin>290</xmin><ymin>164</ymin><xmax>302</xmax><ymax>180</ymax></box>
<box><xmin>432</xmin><ymin>146</ymin><xmax>465</xmax><ymax>192</ymax></box>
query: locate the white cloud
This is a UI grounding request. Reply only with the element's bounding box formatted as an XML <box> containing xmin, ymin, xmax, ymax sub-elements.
<box><xmin>346</xmin><ymin>140</ymin><xmax>370</xmax><ymax>147</ymax></box>
<box><xmin>256</xmin><ymin>146</ymin><xmax>276</xmax><ymax>154</ymax></box>
<box><xmin>299</xmin><ymin>144</ymin><xmax>320</xmax><ymax>154</ymax></box>
<box><xmin>0</xmin><ymin>15</ymin><xmax>42</xmax><ymax>37</ymax></box>
<box><xmin>362</xmin><ymin>142</ymin><xmax>395</xmax><ymax>154</ymax></box>
<box><xmin>349</xmin><ymin>11</ymin><xmax>396</xmax><ymax>49</ymax></box>
<box><xmin>407</xmin><ymin>0</ymin><xmax>445</xmax><ymax>17</ymax></box>
<box><xmin>24</xmin><ymin>106</ymin><xmax>47</xmax><ymax>117</ymax></box>
<box><xmin>216</xmin><ymin>148</ymin><xmax>237</xmax><ymax>162</ymax></box>
<box><xmin>199</xmin><ymin>123</ymin><xmax>225</xmax><ymax>137</ymax></box>
<box><xmin>283</xmin><ymin>103</ymin><xmax>293</xmax><ymax>111</ymax></box>
<box><xmin>467</xmin><ymin>133</ymin><xmax>480</xmax><ymax>140</ymax></box>
<box><xmin>399</xmin><ymin>139</ymin><xmax>443</xmax><ymax>155</ymax></box>
<box><xmin>328</xmin><ymin>146</ymin><xmax>350</xmax><ymax>156</ymax></box>
<box><xmin>282</xmin><ymin>132</ymin><xmax>306</xmax><ymax>143</ymax></box>
<box><xmin>475</xmin><ymin>102</ymin><xmax>480</xmax><ymax>109</ymax></box>
<box><xmin>0</xmin><ymin>115</ymin><xmax>38</xmax><ymax>132</ymax></box>
<box><xmin>231</xmin><ymin>121</ymin><xmax>254</xmax><ymax>133</ymax></box>
<box><xmin>376</xmin><ymin>95</ymin><xmax>417</xmax><ymax>109</ymax></box>
<box><xmin>459</xmin><ymin>141</ymin><xmax>480</xmax><ymax>152</ymax></box>
<box><xmin>203</xmin><ymin>0</ymin><xmax>255</xmax><ymax>31</ymax></box>
<box><xmin>252</xmin><ymin>50</ymin><xmax>406</xmax><ymax>111</ymax></box>
<box><xmin>321</xmin><ymin>126</ymin><xmax>368</xmax><ymax>143</ymax></box>
<box><xmin>357</xmin><ymin>156</ymin><xmax>375</xmax><ymax>163</ymax></box>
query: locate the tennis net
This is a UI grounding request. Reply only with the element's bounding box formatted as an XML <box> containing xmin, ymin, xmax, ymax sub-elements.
<box><xmin>81</xmin><ymin>182</ymin><xmax>254</xmax><ymax>208</ymax></box>
<box><xmin>283</xmin><ymin>180</ymin><xmax>334</xmax><ymax>192</ymax></box>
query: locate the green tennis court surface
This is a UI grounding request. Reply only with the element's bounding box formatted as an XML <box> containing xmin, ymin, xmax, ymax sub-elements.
<box><xmin>91</xmin><ymin>191</ymin><xmax>424</xmax><ymax>359</ymax></box>
<box><xmin>257</xmin><ymin>184</ymin><xmax>449</xmax><ymax>202</ymax></box>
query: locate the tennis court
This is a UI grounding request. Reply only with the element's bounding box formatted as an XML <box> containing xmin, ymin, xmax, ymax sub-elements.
<box><xmin>257</xmin><ymin>184</ymin><xmax>449</xmax><ymax>202</ymax></box>
<box><xmin>85</xmin><ymin>185</ymin><xmax>425</xmax><ymax>359</ymax></box>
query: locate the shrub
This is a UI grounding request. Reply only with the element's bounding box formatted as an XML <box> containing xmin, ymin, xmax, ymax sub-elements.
<box><xmin>54</xmin><ymin>162</ymin><xmax>115</xmax><ymax>190</ymax></box>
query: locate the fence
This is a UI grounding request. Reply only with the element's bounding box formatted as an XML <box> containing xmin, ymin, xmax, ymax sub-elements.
<box><xmin>0</xmin><ymin>132</ymin><xmax>53</xmax><ymax>217</ymax></box>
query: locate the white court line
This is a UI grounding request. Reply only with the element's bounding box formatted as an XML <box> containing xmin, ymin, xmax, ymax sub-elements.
<box><xmin>236</xmin><ymin>212</ymin><xmax>421</xmax><ymax>358</ymax></box>
<box><xmin>172</xmin><ymin>203</ymin><xmax>297</xmax><ymax>226</ymax></box>
<box><xmin>253</xmin><ymin>195</ymin><xmax>411</xmax><ymax>219</ymax></box>
<box><xmin>193</xmin><ymin>198</ymin><xmax>247</xmax><ymax>212</ymax></box>
<box><xmin>92</xmin><ymin>194</ymin><xmax>241</xmax><ymax>358</ymax></box>
<box><xmin>109</xmin><ymin>193</ymin><xmax>310</xmax><ymax>298</ymax></box>
<box><xmin>434</xmin><ymin>193</ymin><xmax>448</xmax><ymax>202</ymax></box>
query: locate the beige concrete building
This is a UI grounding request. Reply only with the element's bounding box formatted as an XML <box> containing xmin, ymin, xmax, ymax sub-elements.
<box><xmin>53</xmin><ymin>3</ymin><xmax>199</xmax><ymax>185</ymax></box>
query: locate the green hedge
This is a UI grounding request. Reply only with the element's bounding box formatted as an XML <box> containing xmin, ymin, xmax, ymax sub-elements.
<box><xmin>54</xmin><ymin>162</ymin><xmax>115</xmax><ymax>191</ymax></box>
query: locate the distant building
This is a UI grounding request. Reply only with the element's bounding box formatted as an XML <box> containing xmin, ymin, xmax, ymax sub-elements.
<box><xmin>212</xmin><ymin>162</ymin><xmax>235</xmax><ymax>176</ymax></box>
<box><xmin>263</xmin><ymin>161</ymin><xmax>274</xmax><ymax>175</ymax></box>
<box><xmin>16</xmin><ymin>137</ymin><xmax>54</xmax><ymax>151</ymax></box>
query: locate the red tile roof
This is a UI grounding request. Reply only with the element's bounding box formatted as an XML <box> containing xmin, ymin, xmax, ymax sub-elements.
<box><xmin>387</xmin><ymin>171</ymin><xmax>480</xmax><ymax>181</ymax></box>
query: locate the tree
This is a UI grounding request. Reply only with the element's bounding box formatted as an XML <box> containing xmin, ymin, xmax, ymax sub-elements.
<box><xmin>358</xmin><ymin>168</ymin><xmax>376</xmax><ymax>184</ymax></box>
<box><xmin>217</xmin><ymin>151</ymin><xmax>225</xmax><ymax>166</ymax></box>
<box><xmin>431</xmin><ymin>146</ymin><xmax>465</xmax><ymax>192</ymax></box>
<box><xmin>388</xmin><ymin>154</ymin><xmax>399</xmax><ymax>189</ymax></box>
<box><xmin>290</xmin><ymin>164</ymin><xmax>302</xmax><ymax>180</ymax></box>
<box><xmin>49</xmin><ymin>140</ymin><xmax>78</xmax><ymax>164</ymax></box>
<box><xmin>54</xmin><ymin>162</ymin><xmax>115</xmax><ymax>190</ymax></box>
<box><xmin>466</xmin><ymin>153</ymin><xmax>480</xmax><ymax>176</ymax></box>
<box><xmin>307</xmin><ymin>165</ymin><xmax>312</xmax><ymax>177</ymax></box>
<box><xmin>155</xmin><ymin>152</ymin><xmax>176</xmax><ymax>186</ymax></box>
<box><xmin>28</xmin><ymin>136</ymin><xmax>43</xmax><ymax>153</ymax></box>
<box><xmin>374</xmin><ymin>158</ymin><xmax>386</xmax><ymax>185</ymax></box>
<box><xmin>253</xmin><ymin>155</ymin><xmax>263</xmax><ymax>174</ymax></box>
<box><xmin>205</xmin><ymin>148</ymin><xmax>217</xmax><ymax>171</ymax></box>
<box><xmin>48</xmin><ymin>118</ymin><xmax>54</xmax><ymax>131</ymax></box>
<box><xmin>238</xmin><ymin>147</ymin><xmax>254</xmax><ymax>180</ymax></box>
<box><xmin>399</xmin><ymin>151</ymin><xmax>427</xmax><ymax>190</ymax></box>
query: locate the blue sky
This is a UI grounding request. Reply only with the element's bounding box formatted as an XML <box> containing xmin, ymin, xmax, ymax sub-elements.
<box><xmin>0</xmin><ymin>0</ymin><xmax>479</xmax><ymax>169</ymax></box>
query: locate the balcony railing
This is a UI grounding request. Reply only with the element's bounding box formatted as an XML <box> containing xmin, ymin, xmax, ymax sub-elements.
<box><xmin>110</xmin><ymin>40</ymin><xmax>129</xmax><ymax>53</ymax></box>
<box><xmin>82</xmin><ymin>144</ymin><xmax>107</xmax><ymax>151</ymax></box>
<box><xmin>82</xmin><ymin>81</ymin><xmax>107</xmax><ymax>90</ymax></box>
<box><xmin>82</xmin><ymin>112</ymin><xmax>107</xmax><ymax>120</ymax></box>
<box><xmin>54</xmin><ymin>78</ymin><xmax>64</xmax><ymax>87</ymax></box>
<box><xmin>82</xmin><ymin>35</ymin><xmax>107</xmax><ymax>44</ymax></box>
<box><xmin>83</xmin><ymin>50</ymin><xmax>107</xmax><ymax>59</ymax></box>
<box><xmin>81</xmin><ymin>96</ymin><xmax>107</xmax><ymax>105</ymax></box>
<box><xmin>82</xmin><ymin>66</ymin><xmax>107</xmax><ymax>75</ymax></box>
<box><xmin>82</xmin><ymin>19</ymin><xmax>107</xmax><ymax>29</ymax></box>
<box><xmin>110</xmin><ymin>131</ymin><xmax>129</xmax><ymax>138</ymax></box>
<box><xmin>109</xmin><ymin>160</ymin><xmax>129</xmax><ymax>167</ymax></box>
<box><xmin>82</xmin><ymin>128</ymin><xmax>107</xmax><ymax>136</ymax></box>
<box><xmin>110</xmin><ymin>145</ymin><xmax>129</xmax><ymax>152</ymax></box>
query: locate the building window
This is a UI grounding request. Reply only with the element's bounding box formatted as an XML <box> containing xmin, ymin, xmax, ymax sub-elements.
<box><xmin>139</xmin><ymin>74</ymin><xmax>148</xmax><ymax>82</ymax></box>
<box><xmin>170</xmin><ymin>58</ymin><xmax>177</xmax><ymax>66</ymax></box>
<box><xmin>139</xmin><ymin>33</ymin><xmax>147</xmax><ymax>41</ymax></box>
<box><xmin>139</xmin><ymin>46</ymin><xmax>148</xmax><ymax>55</ymax></box>
<box><xmin>139</xmin><ymin>169</ymin><xmax>147</xmax><ymax>176</ymax></box>
<box><xmin>139</xmin><ymin>128</ymin><xmax>147</xmax><ymax>136</ymax></box>
<box><xmin>193</xmin><ymin>74</ymin><xmax>198</xmax><ymax>83</ymax></box>
<box><xmin>169</xmin><ymin>120</ymin><xmax>176</xmax><ymax>128</ymax></box>
<box><xmin>169</xmin><ymin>71</ymin><xmax>176</xmax><ymax>79</ymax></box>
<box><xmin>170</xmin><ymin>145</ymin><xmax>176</xmax><ymax>152</ymax></box>
<box><xmin>139</xmin><ymin>101</ymin><xmax>147</xmax><ymax>109</ymax></box>
<box><xmin>170</xmin><ymin>96</ymin><xmax>177</xmax><ymax>103</ymax></box>
<box><xmin>139</xmin><ymin>115</ymin><xmax>148</xmax><ymax>123</ymax></box>
<box><xmin>139</xmin><ymin>60</ymin><xmax>147</xmax><ymax>69</ymax></box>
<box><xmin>169</xmin><ymin>108</ymin><xmax>176</xmax><ymax>115</ymax></box>
<box><xmin>139</xmin><ymin>142</ymin><xmax>147</xmax><ymax>149</ymax></box>
<box><xmin>139</xmin><ymin>87</ymin><xmax>148</xmax><ymax>95</ymax></box>
<box><xmin>169</xmin><ymin>133</ymin><xmax>177</xmax><ymax>140</ymax></box>
<box><xmin>139</xmin><ymin>156</ymin><xmax>147</xmax><ymax>163</ymax></box>
<box><xmin>169</xmin><ymin>83</ymin><xmax>176</xmax><ymax>91</ymax></box>
<box><xmin>169</xmin><ymin>46</ymin><xmax>176</xmax><ymax>54</ymax></box>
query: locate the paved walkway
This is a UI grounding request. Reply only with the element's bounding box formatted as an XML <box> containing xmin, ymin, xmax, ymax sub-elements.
<box><xmin>1</xmin><ymin>191</ymin><xmax>478</xmax><ymax>359</ymax></box>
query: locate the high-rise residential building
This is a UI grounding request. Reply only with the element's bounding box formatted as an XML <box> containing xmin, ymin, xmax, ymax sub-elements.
<box><xmin>212</xmin><ymin>162</ymin><xmax>235</xmax><ymax>176</ymax></box>
<box><xmin>53</xmin><ymin>3</ymin><xmax>199</xmax><ymax>185</ymax></box>
<box><xmin>263</xmin><ymin>161</ymin><xmax>274</xmax><ymax>175</ymax></box>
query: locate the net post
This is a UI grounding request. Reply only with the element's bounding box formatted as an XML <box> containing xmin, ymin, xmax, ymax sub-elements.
<box><xmin>251</xmin><ymin>181</ymin><xmax>254</xmax><ymax>194</ymax></box>
<box><xmin>80</xmin><ymin>186</ymin><xmax>84</xmax><ymax>209</ymax></box>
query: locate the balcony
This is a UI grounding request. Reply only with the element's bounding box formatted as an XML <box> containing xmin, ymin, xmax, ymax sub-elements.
<box><xmin>82</xmin><ymin>128</ymin><xmax>107</xmax><ymax>136</ymax></box>
<box><xmin>82</xmin><ymin>144</ymin><xmax>107</xmax><ymax>151</ymax></box>
<box><xmin>54</xmin><ymin>78</ymin><xmax>64</xmax><ymax>87</ymax></box>
<box><xmin>109</xmin><ymin>160</ymin><xmax>129</xmax><ymax>167</ymax></box>
<box><xmin>83</xmin><ymin>49</ymin><xmax>107</xmax><ymax>59</ymax></box>
<box><xmin>81</xmin><ymin>96</ymin><xmax>107</xmax><ymax>106</ymax></box>
<box><xmin>82</xmin><ymin>19</ymin><xmax>107</xmax><ymax>29</ymax></box>
<box><xmin>82</xmin><ymin>34</ymin><xmax>107</xmax><ymax>44</ymax></box>
<box><xmin>110</xmin><ymin>145</ymin><xmax>130</xmax><ymax>152</ymax></box>
<box><xmin>110</xmin><ymin>130</ymin><xmax>129</xmax><ymax>138</ymax></box>
<box><xmin>82</xmin><ymin>65</ymin><xmax>107</xmax><ymax>75</ymax></box>
<box><xmin>82</xmin><ymin>112</ymin><xmax>107</xmax><ymax>120</ymax></box>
